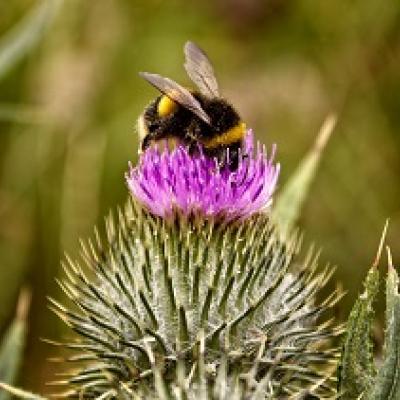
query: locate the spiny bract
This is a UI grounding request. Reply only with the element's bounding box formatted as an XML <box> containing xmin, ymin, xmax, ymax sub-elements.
<box><xmin>48</xmin><ymin>198</ymin><xmax>342</xmax><ymax>399</ymax></box>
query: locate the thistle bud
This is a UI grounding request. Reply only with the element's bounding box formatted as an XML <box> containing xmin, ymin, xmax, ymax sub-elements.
<box><xmin>49</xmin><ymin>132</ymin><xmax>341</xmax><ymax>398</ymax></box>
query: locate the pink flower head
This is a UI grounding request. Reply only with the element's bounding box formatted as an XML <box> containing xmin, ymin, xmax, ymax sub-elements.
<box><xmin>126</xmin><ymin>130</ymin><xmax>280</xmax><ymax>220</ymax></box>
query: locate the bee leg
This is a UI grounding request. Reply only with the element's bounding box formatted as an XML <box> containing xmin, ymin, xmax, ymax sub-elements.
<box><xmin>141</xmin><ymin>129</ymin><xmax>172</xmax><ymax>152</ymax></box>
<box><xmin>141</xmin><ymin>134</ymin><xmax>153</xmax><ymax>152</ymax></box>
<box><xmin>210</xmin><ymin>147</ymin><xmax>227</xmax><ymax>169</ymax></box>
<box><xmin>224</xmin><ymin>144</ymin><xmax>243</xmax><ymax>171</ymax></box>
<box><xmin>187</xmin><ymin>141</ymin><xmax>198</xmax><ymax>156</ymax></box>
<box><xmin>228</xmin><ymin>148</ymin><xmax>240</xmax><ymax>171</ymax></box>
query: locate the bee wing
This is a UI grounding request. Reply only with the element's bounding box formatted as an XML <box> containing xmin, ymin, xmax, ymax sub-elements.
<box><xmin>139</xmin><ymin>71</ymin><xmax>211</xmax><ymax>124</ymax></box>
<box><xmin>184</xmin><ymin>41</ymin><xmax>220</xmax><ymax>97</ymax></box>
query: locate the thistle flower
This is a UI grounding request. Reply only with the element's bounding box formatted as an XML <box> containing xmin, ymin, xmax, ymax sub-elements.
<box><xmin>126</xmin><ymin>130</ymin><xmax>280</xmax><ymax>220</ymax></box>
<box><xmin>47</xmin><ymin>131</ymin><xmax>342</xmax><ymax>399</ymax></box>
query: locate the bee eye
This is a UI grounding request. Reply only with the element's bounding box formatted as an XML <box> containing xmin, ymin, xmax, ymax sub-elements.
<box><xmin>157</xmin><ymin>95</ymin><xmax>178</xmax><ymax>117</ymax></box>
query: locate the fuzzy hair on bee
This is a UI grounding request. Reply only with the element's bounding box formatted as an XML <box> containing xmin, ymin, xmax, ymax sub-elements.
<box><xmin>138</xmin><ymin>41</ymin><xmax>246</xmax><ymax>170</ymax></box>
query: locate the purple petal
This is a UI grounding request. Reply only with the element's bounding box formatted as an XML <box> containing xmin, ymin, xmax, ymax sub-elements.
<box><xmin>126</xmin><ymin>130</ymin><xmax>280</xmax><ymax>221</ymax></box>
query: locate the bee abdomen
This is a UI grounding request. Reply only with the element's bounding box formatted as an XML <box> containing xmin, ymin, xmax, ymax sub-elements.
<box><xmin>202</xmin><ymin>122</ymin><xmax>246</xmax><ymax>149</ymax></box>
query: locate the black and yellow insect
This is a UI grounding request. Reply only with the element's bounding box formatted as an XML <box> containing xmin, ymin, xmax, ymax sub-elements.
<box><xmin>138</xmin><ymin>41</ymin><xmax>246</xmax><ymax>170</ymax></box>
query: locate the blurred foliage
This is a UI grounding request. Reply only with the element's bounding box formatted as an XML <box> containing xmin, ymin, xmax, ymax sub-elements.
<box><xmin>0</xmin><ymin>0</ymin><xmax>399</xmax><ymax>393</ymax></box>
<box><xmin>0</xmin><ymin>289</ymin><xmax>30</xmax><ymax>400</ymax></box>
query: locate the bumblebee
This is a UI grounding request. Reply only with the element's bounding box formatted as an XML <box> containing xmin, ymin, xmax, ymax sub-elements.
<box><xmin>138</xmin><ymin>41</ymin><xmax>246</xmax><ymax>170</ymax></box>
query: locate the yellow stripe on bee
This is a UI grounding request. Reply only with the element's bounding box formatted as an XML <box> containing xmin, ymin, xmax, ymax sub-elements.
<box><xmin>203</xmin><ymin>122</ymin><xmax>246</xmax><ymax>148</ymax></box>
<box><xmin>158</xmin><ymin>95</ymin><xmax>178</xmax><ymax>117</ymax></box>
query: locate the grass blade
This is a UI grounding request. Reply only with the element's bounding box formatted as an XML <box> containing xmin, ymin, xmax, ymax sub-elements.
<box><xmin>0</xmin><ymin>382</ymin><xmax>45</xmax><ymax>400</ymax></box>
<box><xmin>0</xmin><ymin>0</ymin><xmax>62</xmax><ymax>80</ymax></box>
<box><xmin>0</xmin><ymin>289</ymin><xmax>31</xmax><ymax>400</ymax></box>
<box><xmin>272</xmin><ymin>114</ymin><xmax>337</xmax><ymax>239</ymax></box>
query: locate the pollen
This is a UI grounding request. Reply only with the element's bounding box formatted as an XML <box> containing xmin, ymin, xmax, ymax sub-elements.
<box><xmin>158</xmin><ymin>95</ymin><xmax>178</xmax><ymax>117</ymax></box>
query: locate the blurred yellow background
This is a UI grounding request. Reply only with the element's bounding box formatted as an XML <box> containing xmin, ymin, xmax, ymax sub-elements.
<box><xmin>0</xmin><ymin>0</ymin><xmax>399</xmax><ymax>392</ymax></box>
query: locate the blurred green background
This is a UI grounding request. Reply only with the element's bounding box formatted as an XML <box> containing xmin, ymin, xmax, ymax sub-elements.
<box><xmin>0</xmin><ymin>0</ymin><xmax>399</xmax><ymax>393</ymax></box>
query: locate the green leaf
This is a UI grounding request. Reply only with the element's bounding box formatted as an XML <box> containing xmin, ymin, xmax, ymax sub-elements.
<box><xmin>0</xmin><ymin>289</ymin><xmax>31</xmax><ymax>400</ymax></box>
<box><xmin>338</xmin><ymin>266</ymin><xmax>379</xmax><ymax>399</ymax></box>
<box><xmin>0</xmin><ymin>0</ymin><xmax>63</xmax><ymax>80</ymax></box>
<box><xmin>367</xmin><ymin>248</ymin><xmax>400</xmax><ymax>400</ymax></box>
<box><xmin>272</xmin><ymin>114</ymin><xmax>336</xmax><ymax>239</ymax></box>
<box><xmin>338</xmin><ymin>222</ymin><xmax>389</xmax><ymax>399</ymax></box>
